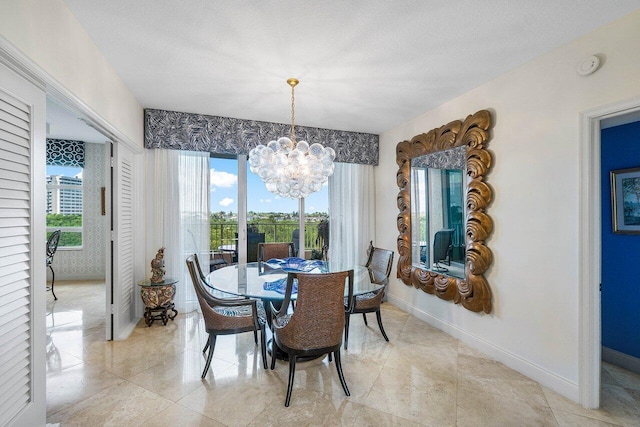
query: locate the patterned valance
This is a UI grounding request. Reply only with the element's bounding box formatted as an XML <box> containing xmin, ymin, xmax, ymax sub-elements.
<box><xmin>144</xmin><ymin>109</ymin><xmax>379</xmax><ymax>166</ymax></box>
<box><xmin>411</xmin><ymin>145</ymin><xmax>466</xmax><ymax>170</ymax></box>
<box><xmin>46</xmin><ymin>139</ymin><xmax>85</xmax><ymax>168</ymax></box>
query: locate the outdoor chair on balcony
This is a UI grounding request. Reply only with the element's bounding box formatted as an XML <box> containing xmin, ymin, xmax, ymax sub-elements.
<box><xmin>46</xmin><ymin>229</ymin><xmax>61</xmax><ymax>300</ymax></box>
<box><xmin>344</xmin><ymin>241</ymin><xmax>394</xmax><ymax>349</ymax></box>
<box><xmin>233</xmin><ymin>232</ymin><xmax>265</xmax><ymax>263</ymax></box>
<box><xmin>292</xmin><ymin>229</ymin><xmax>299</xmax><ymax>257</ymax></box>
<box><xmin>270</xmin><ymin>270</ymin><xmax>353</xmax><ymax>406</ymax></box>
<box><xmin>186</xmin><ymin>255</ymin><xmax>267</xmax><ymax>378</ymax></box>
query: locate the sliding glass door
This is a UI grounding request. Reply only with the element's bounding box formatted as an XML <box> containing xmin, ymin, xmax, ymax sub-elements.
<box><xmin>209</xmin><ymin>154</ymin><xmax>328</xmax><ymax>262</ymax></box>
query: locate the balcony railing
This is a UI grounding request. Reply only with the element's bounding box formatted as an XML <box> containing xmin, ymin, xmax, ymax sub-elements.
<box><xmin>210</xmin><ymin>221</ymin><xmax>325</xmax><ymax>255</ymax></box>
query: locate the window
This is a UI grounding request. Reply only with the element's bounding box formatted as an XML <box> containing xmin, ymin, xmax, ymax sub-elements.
<box><xmin>46</xmin><ymin>165</ymin><xmax>83</xmax><ymax>247</ymax></box>
<box><xmin>209</xmin><ymin>155</ymin><xmax>328</xmax><ymax>261</ymax></box>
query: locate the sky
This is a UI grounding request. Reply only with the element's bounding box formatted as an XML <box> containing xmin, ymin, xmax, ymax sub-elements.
<box><xmin>46</xmin><ymin>161</ymin><xmax>329</xmax><ymax>214</ymax></box>
<box><xmin>46</xmin><ymin>165</ymin><xmax>83</xmax><ymax>178</ymax></box>
<box><xmin>209</xmin><ymin>157</ymin><xmax>328</xmax><ymax>214</ymax></box>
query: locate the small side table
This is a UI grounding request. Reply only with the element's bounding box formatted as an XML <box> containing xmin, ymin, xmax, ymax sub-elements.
<box><xmin>138</xmin><ymin>277</ymin><xmax>179</xmax><ymax>326</ymax></box>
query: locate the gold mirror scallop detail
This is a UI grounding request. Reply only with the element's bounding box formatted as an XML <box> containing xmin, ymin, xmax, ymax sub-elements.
<box><xmin>396</xmin><ymin>110</ymin><xmax>493</xmax><ymax>314</ymax></box>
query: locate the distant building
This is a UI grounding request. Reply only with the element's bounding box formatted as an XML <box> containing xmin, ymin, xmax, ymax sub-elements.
<box><xmin>46</xmin><ymin>175</ymin><xmax>83</xmax><ymax>214</ymax></box>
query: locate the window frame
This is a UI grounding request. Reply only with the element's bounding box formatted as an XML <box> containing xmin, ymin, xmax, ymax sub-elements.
<box><xmin>46</xmin><ymin>169</ymin><xmax>84</xmax><ymax>250</ymax></box>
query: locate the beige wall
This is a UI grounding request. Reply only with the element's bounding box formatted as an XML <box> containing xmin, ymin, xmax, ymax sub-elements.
<box><xmin>376</xmin><ymin>10</ymin><xmax>640</xmax><ymax>401</ymax></box>
<box><xmin>0</xmin><ymin>0</ymin><xmax>143</xmax><ymax>146</ymax></box>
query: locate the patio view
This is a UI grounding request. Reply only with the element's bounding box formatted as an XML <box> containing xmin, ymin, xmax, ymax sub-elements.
<box><xmin>209</xmin><ymin>156</ymin><xmax>329</xmax><ymax>261</ymax></box>
<box><xmin>209</xmin><ymin>211</ymin><xmax>329</xmax><ymax>259</ymax></box>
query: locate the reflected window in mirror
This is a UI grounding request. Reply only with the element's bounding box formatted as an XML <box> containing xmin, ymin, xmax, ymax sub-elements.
<box><xmin>410</xmin><ymin>146</ymin><xmax>466</xmax><ymax>279</ymax></box>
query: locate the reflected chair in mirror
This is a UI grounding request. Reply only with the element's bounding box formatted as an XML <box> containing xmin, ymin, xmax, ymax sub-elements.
<box><xmin>432</xmin><ymin>229</ymin><xmax>454</xmax><ymax>272</ymax></box>
<box><xmin>270</xmin><ymin>270</ymin><xmax>353</xmax><ymax>407</ymax></box>
<box><xmin>186</xmin><ymin>255</ymin><xmax>267</xmax><ymax>378</ymax></box>
<box><xmin>46</xmin><ymin>229</ymin><xmax>61</xmax><ymax>300</ymax></box>
<box><xmin>344</xmin><ymin>241</ymin><xmax>394</xmax><ymax>350</ymax></box>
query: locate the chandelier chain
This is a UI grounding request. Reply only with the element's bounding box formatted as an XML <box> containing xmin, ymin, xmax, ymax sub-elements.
<box><xmin>290</xmin><ymin>83</ymin><xmax>296</xmax><ymax>143</ymax></box>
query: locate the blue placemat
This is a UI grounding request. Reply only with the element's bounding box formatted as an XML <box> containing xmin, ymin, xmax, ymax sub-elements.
<box><xmin>266</xmin><ymin>257</ymin><xmax>325</xmax><ymax>272</ymax></box>
<box><xmin>263</xmin><ymin>277</ymin><xmax>298</xmax><ymax>295</ymax></box>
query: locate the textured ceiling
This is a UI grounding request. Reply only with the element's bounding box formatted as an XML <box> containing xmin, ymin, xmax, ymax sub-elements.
<box><xmin>63</xmin><ymin>0</ymin><xmax>640</xmax><ymax>135</ymax></box>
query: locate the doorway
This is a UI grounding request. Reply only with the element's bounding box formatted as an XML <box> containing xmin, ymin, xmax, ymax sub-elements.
<box><xmin>580</xmin><ymin>98</ymin><xmax>640</xmax><ymax>408</ymax></box>
<box><xmin>45</xmin><ymin>97</ymin><xmax>110</xmax><ymax>341</ymax></box>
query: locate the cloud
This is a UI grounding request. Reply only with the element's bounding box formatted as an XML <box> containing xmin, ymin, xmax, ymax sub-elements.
<box><xmin>210</xmin><ymin>169</ymin><xmax>237</xmax><ymax>191</ymax></box>
<box><xmin>219</xmin><ymin>197</ymin><xmax>234</xmax><ymax>207</ymax></box>
<box><xmin>260</xmin><ymin>198</ymin><xmax>272</xmax><ymax>203</ymax></box>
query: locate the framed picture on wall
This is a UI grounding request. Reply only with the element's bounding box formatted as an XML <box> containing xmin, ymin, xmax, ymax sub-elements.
<box><xmin>611</xmin><ymin>167</ymin><xmax>640</xmax><ymax>234</ymax></box>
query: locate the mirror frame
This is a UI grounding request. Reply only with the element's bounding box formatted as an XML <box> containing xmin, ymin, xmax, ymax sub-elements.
<box><xmin>396</xmin><ymin>110</ymin><xmax>493</xmax><ymax>313</ymax></box>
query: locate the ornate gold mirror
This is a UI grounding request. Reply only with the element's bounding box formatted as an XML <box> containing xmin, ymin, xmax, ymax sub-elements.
<box><xmin>396</xmin><ymin>110</ymin><xmax>493</xmax><ymax>313</ymax></box>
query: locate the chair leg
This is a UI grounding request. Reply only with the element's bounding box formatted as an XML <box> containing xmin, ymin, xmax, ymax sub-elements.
<box><xmin>49</xmin><ymin>265</ymin><xmax>57</xmax><ymax>300</ymax></box>
<box><xmin>270</xmin><ymin>337</ymin><xmax>277</xmax><ymax>370</ymax></box>
<box><xmin>285</xmin><ymin>355</ymin><xmax>296</xmax><ymax>407</ymax></box>
<box><xmin>376</xmin><ymin>310</ymin><xmax>389</xmax><ymax>342</ymax></box>
<box><xmin>201</xmin><ymin>334</ymin><xmax>216</xmax><ymax>378</ymax></box>
<box><xmin>362</xmin><ymin>312</ymin><xmax>368</xmax><ymax>326</ymax></box>
<box><xmin>260</xmin><ymin>325</ymin><xmax>267</xmax><ymax>369</ymax></box>
<box><xmin>344</xmin><ymin>313</ymin><xmax>350</xmax><ymax>350</ymax></box>
<box><xmin>333</xmin><ymin>350</ymin><xmax>350</xmax><ymax>397</ymax></box>
<box><xmin>253</xmin><ymin>329</ymin><xmax>258</xmax><ymax>344</ymax></box>
<box><xmin>203</xmin><ymin>337</ymin><xmax>210</xmax><ymax>354</ymax></box>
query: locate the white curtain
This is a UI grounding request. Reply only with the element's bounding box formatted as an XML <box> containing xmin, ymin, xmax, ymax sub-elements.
<box><xmin>328</xmin><ymin>162</ymin><xmax>376</xmax><ymax>266</ymax></box>
<box><xmin>152</xmin><ymin>149</ymin><xmax>209</xmax><ymax>313</ymax></box>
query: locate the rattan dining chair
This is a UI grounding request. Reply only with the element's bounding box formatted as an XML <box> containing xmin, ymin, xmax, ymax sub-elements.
<box><xmin>270</xmin><ymin>270</ymin><xmax>353</xmax><ymax>407</ymax></box>
<box><xmin>186</xmin><ymin>255</ymin><xmax>267</xmax><ymax>378</ymax></box>
<box><xmin>343</xmin><ymin>241</ymin><xmax>394</xmax><ymax>349</ymax></box>
<box><xmin>192</xmin><ymin>252</ymin><xmax>253</xmax><ymax>353</ymax></box>
<box><xmin>258</xmin><ymin>242</ymin><xmax>295</xmax><ymax>264</ymax></box>
<box><xmin>258</xmin><ymin>242</ymin><xmax>297</xmax><ymax>310</ymax></box>
<box><xmin>46</xmin><ymin>229</ymin><xmax>61</xmax><ymax>300</ymax></box>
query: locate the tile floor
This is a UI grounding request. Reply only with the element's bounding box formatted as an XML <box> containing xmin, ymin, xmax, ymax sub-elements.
<box><xmin>45</xmin><ymin>282</ymin><xmax>640</xmax><ymax>426</ymax></box>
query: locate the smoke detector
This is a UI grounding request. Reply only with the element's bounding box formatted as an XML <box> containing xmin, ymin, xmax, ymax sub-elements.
<box><xmin>577</xmin><ymin>55</ymin><xmax>601</xmax><ymax>76</ymax></box>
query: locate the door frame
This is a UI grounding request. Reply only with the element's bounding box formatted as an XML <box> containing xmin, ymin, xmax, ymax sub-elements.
<box><xmin>579</xmin><ymin>96</ymin><xmax>640</xmax><ymax>408</ymax></box>
<box><xmin>0</xmin><ymin>37</ymin><xmax>142</xmax><ymax>344</ymax></box>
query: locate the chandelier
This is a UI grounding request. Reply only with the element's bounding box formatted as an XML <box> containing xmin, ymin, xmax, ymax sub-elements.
<box><xmin>249</xmin><ymin>78</ymin><xmax>335</xmax><ymax>199</ymax></box>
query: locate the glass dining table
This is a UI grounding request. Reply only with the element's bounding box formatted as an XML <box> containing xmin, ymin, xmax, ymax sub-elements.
<box><xmin>206</xmin><ymin>259</ymin><xmax>383</xmax><ymax>360</ymax></box>
<box><xmin>206</xmin><ymin>260</ymin><xmax>383</xmax><ymax>305</ymax></box>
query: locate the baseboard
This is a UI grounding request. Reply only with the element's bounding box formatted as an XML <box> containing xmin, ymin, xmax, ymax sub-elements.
<box><xmin>387</xmin><ymin>295</ymin><xmax>580</xmax><ymax>403</ymax></box>
<box><xmin>602</xmin><ymin>346</ymin><xmax>640</xmax><ymax>375</ymax></box>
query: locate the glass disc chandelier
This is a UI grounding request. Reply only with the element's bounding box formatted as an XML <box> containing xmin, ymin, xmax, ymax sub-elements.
<box><xmin>249</xmin><ymin>78</ymin><xmax>335</xmax><ymax>199</ymax></box>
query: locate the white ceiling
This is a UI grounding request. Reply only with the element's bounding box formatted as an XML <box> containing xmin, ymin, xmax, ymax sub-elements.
<box><xmin>62</xmin><ymin>1</ymin><xmax>640</xmax><ymax>135</ymax></box>
<box><xmin>46</xmin><ymin>98</ymin><xmax>109</xmax><ymax>143</ymax></box>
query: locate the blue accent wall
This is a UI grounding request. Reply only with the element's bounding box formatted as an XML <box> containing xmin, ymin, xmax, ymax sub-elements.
<box><xmin>601</xmin><ymin>121</ymin><xmax>640</xmax><ymax>358</ymax></box>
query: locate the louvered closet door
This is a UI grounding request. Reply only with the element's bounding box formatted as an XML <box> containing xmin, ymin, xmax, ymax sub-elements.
<box><xmin>112</xmin><ymin>142</ymin><xmax>137</xmax><ymax>339</ymax></box>
<box><xmin>0</xmin><ymin>62</ymin><xmax>46</xmax><ymax>426</ymax></box>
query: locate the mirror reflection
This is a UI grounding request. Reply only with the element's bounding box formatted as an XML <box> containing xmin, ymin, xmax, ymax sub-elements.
<box><xmin>411</xmin><ymin>146</ymin><xmax>466</xmax><ymax>279</ymax></box>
